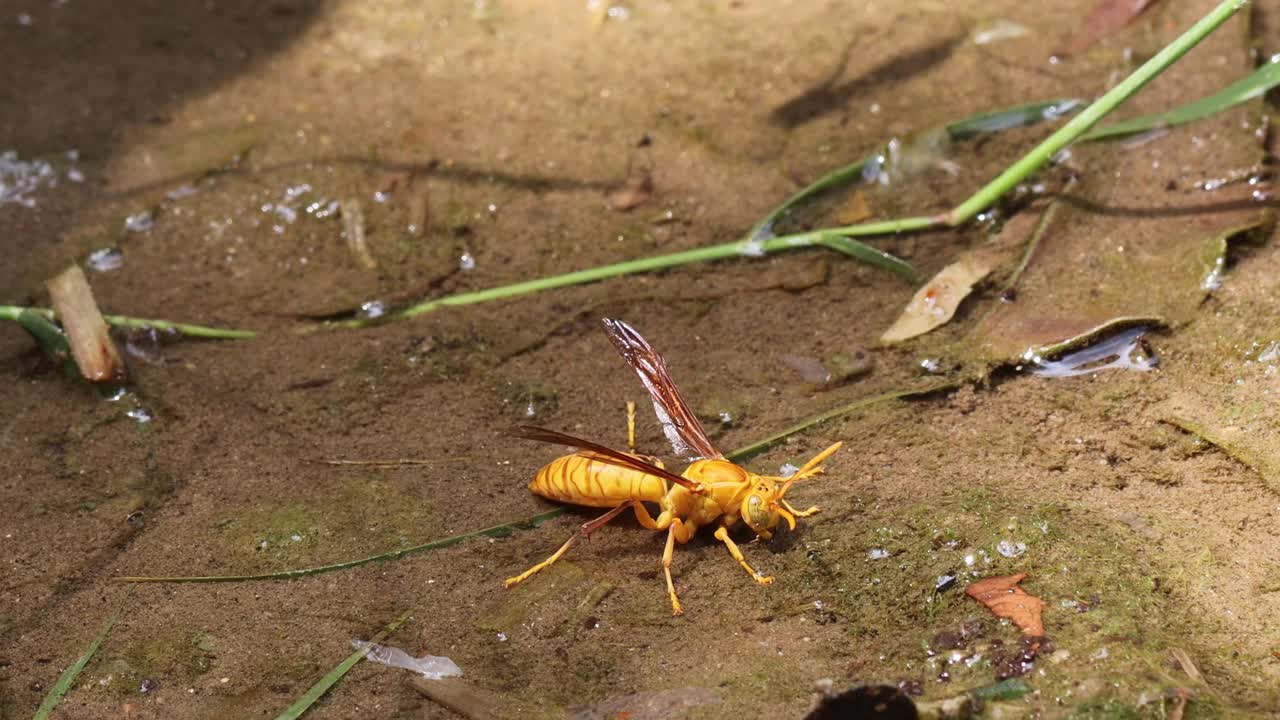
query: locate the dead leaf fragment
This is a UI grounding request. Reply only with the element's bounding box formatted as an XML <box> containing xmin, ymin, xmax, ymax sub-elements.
<box><xmin>606</xmin><ymin>162</ymin><xmax>653</xmax><ymax>212</ymax></box>
<box><xmin>1062</xmin><ymin>0</ymin><xmax>1159</xmax><ymax>56</ymax></box>
<box><xmin>341</xmin><ymin>198</ymin><xmax>377</xmax><ymax>270</ymax></box>
<box><xmin>1169</xmin><ymin>647</ymin><xmax>1203</xmax><ymax>683</ymax></box>
<box><xmin>835</xmin><ymin>189</ymin><xmax>873</xmax><ymax>225</ymax></box>
<box><xmin>965</xmin><ymin>573</ymin><xmax>1045</xmax><ymax>637</ymax></box>
<box><xmin>46</xmin><ymin>265</ymin><xmax>126</xmax><ymax>382</ymax></box>
<box><xmin>410</xmin><ymin>677</ymin><xmax>503</xmax><ymax>720</ymax></box>
<box><xmin>881</xmin><ymin>252</ymin><xmax>997</xmax><ymax>343</ymax></box>
<box><xmin>779</xmin><ymin>354</ymin><xmax>831</xmax><ymax>385</ymax></box>
<box><xmin>1166</xmin><ymin>687</ymin><xmax>1192</xmax><ymax>720</ymax></box>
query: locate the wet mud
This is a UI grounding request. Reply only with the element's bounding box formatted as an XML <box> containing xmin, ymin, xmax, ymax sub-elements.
<box><xmin>2</xmin><ymin>1</ymin><xmax>1279</xmax><ymax>718</ymax></box>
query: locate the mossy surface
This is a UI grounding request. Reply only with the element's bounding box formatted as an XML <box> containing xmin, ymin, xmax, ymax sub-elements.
<box><xmin>214</xmin><ymin>477</ymin><xmax>437</xmax><ymax>571</ymax></box>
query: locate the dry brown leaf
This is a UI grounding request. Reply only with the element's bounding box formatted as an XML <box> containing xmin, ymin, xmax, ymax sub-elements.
<box><xmin>341</xmin><ymin>198</ymin><xmax>377</xmax><ymax>270</ymax></box>
<box><xmin>1166</xmin><ymin>688</ymin><xmax>1192</xmax><ymax>720</ymax></box>
<box><xmin>1169</xmin><ymin>647</ymin><xmax>1203</xmax><ymax>683</ymax></box>
<box><xmin>1063</xmin><ymin>0</ymin><xmax>1160</xmax><ymax>56</ymax></box>
<box><xmin>46</xmin><ymin>265</ymin><xmax>126</xmax><ymax>382</ymax></box>
<box><xmin>880</xmin><ymin>251</ymin><xmax>997</xmax><ymax>344</ymax></box>
<box><xmin>965</xmin><ymin>573</ymin><xmax>1045</xmax><ymax>637</ymax></box>
<box><xmin>835</xmin><ymin>189</ymin><xmax>873</xmax><ymax>225</ymax></box>
<box><xmin>779</xmin><ymin>354</ymin><xmax>831</xmax><ymax>385</ymax></box>
<box><xmin>606</xmin><ymin>163</ymin><xmax>653</xmax><ymax>212</ymax></box>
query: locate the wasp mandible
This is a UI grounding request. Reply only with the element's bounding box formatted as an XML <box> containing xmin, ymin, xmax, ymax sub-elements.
<box><xmin>504</xmin><ymin>318</ymin><xmax>842</xmax><ymax>615</ymax></box>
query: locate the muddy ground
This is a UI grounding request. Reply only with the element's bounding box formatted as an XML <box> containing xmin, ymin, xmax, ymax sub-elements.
<box><xmin>2</xmin><ymin>1</ymin><xmax>1279</xmax><ymax>718</ymax></box>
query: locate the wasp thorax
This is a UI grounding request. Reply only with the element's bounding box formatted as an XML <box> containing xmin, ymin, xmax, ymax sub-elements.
<box><xmin>690</xmin><ymin>460</ymin><xmax>750</xmax><ymax>485</ymax></box>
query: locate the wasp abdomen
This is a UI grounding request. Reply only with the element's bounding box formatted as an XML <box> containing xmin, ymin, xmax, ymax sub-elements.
<box><xmin>529</xmin><ymin>452</ymin><xmax>668</xmax><ymax>507</ymax></box>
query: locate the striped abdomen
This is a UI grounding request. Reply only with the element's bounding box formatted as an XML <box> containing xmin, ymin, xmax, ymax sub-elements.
<box><xmin>529</xmin><ymin>452</ymin><xmax>669</xmax><ymax>507</ymax></box>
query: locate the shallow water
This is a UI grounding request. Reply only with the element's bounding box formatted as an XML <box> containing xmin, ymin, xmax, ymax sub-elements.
<box><xmin>2</xmin><ymin>1</ymin><xmax>1279</xmax><ymax>718</ymax></box>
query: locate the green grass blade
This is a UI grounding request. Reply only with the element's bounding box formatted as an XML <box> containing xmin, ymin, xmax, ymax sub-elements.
<box><xmin>1082</xmin><ymin>54</ymin><xmax>1280</xmax><ymax>141</ymax></box>
<box><xmin>945</xmin><ymin>99</ymin><xmax>1084</xmax><ymax>140</ymax></box>
<box><xmin>970</xmin><ymin>677</ymin><xmax>1033</xmax><ymax>701</ymax></box>
<box><xmin>13</xmin><ymin>309</ymin><xmax>79</xmax><ymax>378</ymax></box>
<box><xmin>336</xmin><ymin>235</ymin><xmax>916</xmax><ymax>329</ymax></box>
<box><xmin>365</xmin><ymin>97</ymin><xmax>1093</xmax><ymax>326</ymax></box>
<box><xmin>726</xmin><ymin>380</ymin><xmax>959</xmax><ymax>461</ymax></box>
<box><xmin>744</xmin><ymin>157</ymin><xmax>878</xmax><ymax>243</ymax></box>
<box><xmin>0</xmin><ymin>305</ymin><xmax>257</xmax><ymax>339</ymax></box>
<box><xmin>274</xmin><ymin>608</ymin><xmax>414</xmax><ymax>720</ymax></box>
<box><xmin>943</xmin><ymin>0</ymin><xmax>1243</xmax><ymax>225</ymax></box>
<box><xmin>744</xmin><ymin>99</ymin><xmax>1084</xmax><ymax>247</ymax></box>
<box><xmin>116</xmin><ymin>508</ymin><xmax>568</xmax><ymax>583</ymax></box>
<box><xmin>345</xmin><ymin>98</ymin><xmax>1097</xmax><ymax>328</ymax></box>
<box><xmin>33</xmin><ymin>592</ymin><xmax>131</xmax><ymax>720</ymax></box>
<box><xmin>814</xmin><ymin>233</ymin><xmax>922</xmax><ymax>283</ymax></box>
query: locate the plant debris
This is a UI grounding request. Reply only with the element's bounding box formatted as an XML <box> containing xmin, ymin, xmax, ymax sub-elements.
<box><xmin>341</xmin><ymin>198</ymin><xmax>377</xmax><ymax>270</ymax></box>
<box><xmin>1169</xmin><ymin>647</ymin><xmax>1204</xmax><ymax>683</ymax></box>
<box><xmin>964</xmin><ymin>573</ymin><xmax>1045</xmax><ymax>637</ymax></box>
<box><xmin>45</xmin><ymin>265</ymin><xmax>126</xmax><ymax>382</ymax></box>
<box><xmin>605</xmin><ymin>159</ymin><xmax>653</xmax><ymax>211</ymax></box>
<box><xmin>881</xmin><ymin>250</ymin><xmax>1000</xmax><ymax>343</ymax></box>
<box><xmin>836</xmin><ymin>189</ymin><xmax>874</xmax><ymax>225</ymax></box>
<box><xmin>1062</xmin><ymin>0</ymin><xmax>1161</xmax><ymax>57</ymax></box>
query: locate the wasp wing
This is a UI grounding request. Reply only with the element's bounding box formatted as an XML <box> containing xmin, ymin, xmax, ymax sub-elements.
<box><xmin>512</xmin><ymin>425</ymin><xmax>703</xmax><ymax>492</ymax></box>
<box><xmin>601</xmin><ymin>318</ymin><xmax>723</xmax><ymax>460</ymax></box>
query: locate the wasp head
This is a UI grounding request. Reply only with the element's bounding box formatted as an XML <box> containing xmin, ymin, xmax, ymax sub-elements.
<box><xmin>740</xmin><ymin>480</ymin><xmax>787</xmax><ymax>540</ymax></box>
<box><xmin>739</xmin><ymin>441</ymin><xmax>843</xmax><ymax>540</ymax></box>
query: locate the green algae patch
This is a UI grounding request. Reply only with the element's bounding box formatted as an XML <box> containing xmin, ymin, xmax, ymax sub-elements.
<box><xmin>93</xmin><ymin>629</ymin><xmax>216</xmax><ymax>696</ymax></box>
<box><xmin>776</xmin><ymin>486</ymin><xmax>1266</xmax><ymax>712</ymax></box>
<box><xmin>214</xmin><ymin>477</ymin><xmax>437</xmax><ymax>571</ymax></box>
<box><xmin>476</xmin><ymin>561</ymin><xmax>589</xmax><ymax>636</ymax></box>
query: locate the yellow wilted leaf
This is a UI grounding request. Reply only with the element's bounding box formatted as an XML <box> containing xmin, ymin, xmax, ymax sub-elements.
<box><xmin>880</xmin><ymin>251</ymin><xmax>997</xmax><ymax>344</ymax></box>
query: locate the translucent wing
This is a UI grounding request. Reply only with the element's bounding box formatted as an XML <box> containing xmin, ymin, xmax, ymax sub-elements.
<box><xmin>511</xmin><ymin>426</ymin><xmax>704</xmax><ymax>492</ymax></box>
<box><xmin>601</xmin><ymin>318</ymin><xmax>723</xmax><ymax>460</ymax></box>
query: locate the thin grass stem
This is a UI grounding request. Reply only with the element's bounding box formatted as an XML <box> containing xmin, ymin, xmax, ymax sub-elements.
<box><xmin>940</xmin><ymin>0</ymin><xmax>1244</xmax><ymax>225</ymax></box>
<box><xmin>115</xmin><ymin>508</ymin><xmax>568</xmax><ymax>583</ymax></box>
<box><xmin>1082</xmin><ymin>53</ymin><xmax>1280</xmax><ymax>141</ymax></box>
<box><xmin>0</xmin><ymin>305</ymin><xmax>257</xmax><ymax>339</ymax></box>
<box><xmin>33</xmin><ymin>590</ymin><xmax>133</xmax><ymax>720</ymax></box>
<box><xmin>273</xmin><ymin>608</ymin><xmax>414</xmax><ymax>720</ymax></box>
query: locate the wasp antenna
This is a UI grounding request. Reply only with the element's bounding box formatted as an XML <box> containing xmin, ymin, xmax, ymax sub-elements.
<box><xmin>771</xmin><ymin>502</ymin><xmax>797</xmax><ymax>531</ymax></box>
<box><xmin>778</xmin><ymin>441</ymin><xmax>843</xmax><ymax>498</ymax></box>
<box><xmin>780</xmin><ymin>498</ymin><xmax>820</xmax><ymax>519</ymax></box>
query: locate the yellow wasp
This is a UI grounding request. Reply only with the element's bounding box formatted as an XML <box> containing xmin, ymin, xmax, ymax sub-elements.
<box><xmin>504</xmin><ymin>318</ymin><xmax>842</xmax><ymax>615</ymax></box>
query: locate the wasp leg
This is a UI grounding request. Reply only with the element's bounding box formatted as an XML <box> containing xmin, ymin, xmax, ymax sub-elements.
<box><xmin>630</xmin><ymin>500</ymin><xmax>665</xmax><ymax>530</ymax></box>
<box><xmin>580</xmin><ymin>502</ymin><xmax>631</xmax><ymax>538</ymax></box>
<box><xmin>629</xmin><ymin>501</ymin><xmax>692</xmax><ymax>614</ymax></box>
<box><xmin>503</xmin><ymin>504</ymin><xmax>629</xmax><ymax>589</ymax></box>
<box><xmin>713</xmin><ymin>525</ymin><xmax>774</xmax><ymax>585</ymax></box>
<box><xmin>626</xmin><ymin>400</ymin><xmax>636</xmax><ymax>452</ymax></box>
<box><xmin>662</xmin><ymin>518</ymin><xmax>694</xmax><ymax>615</ymax></box>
